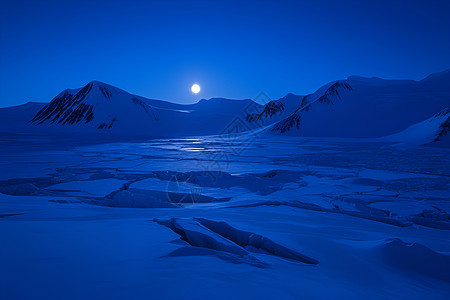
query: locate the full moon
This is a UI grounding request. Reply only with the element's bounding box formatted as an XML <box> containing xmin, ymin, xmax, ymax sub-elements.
<box><xmin>191</xmin><ymin>84</ymin><xmax>200</xmax><ymax>94</ymax></box>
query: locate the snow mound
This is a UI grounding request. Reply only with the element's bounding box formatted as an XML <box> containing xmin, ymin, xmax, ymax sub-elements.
<box><xmin>98</xmin><ymin>188</ymin><xmax>229</xmax><ymax>208</ymax></box>
<box><xmin>196</xmin><ymin>218</ymin><xmax>319</xmax><ymax>264</ymax></box>
<box><xmin>153</xmin><ymin>169</ymin><xmax>307</xmax><ymax>195</ymax></box>
<box><xmin>154</xmin><ymin>218</ymin><xmax>318</xmax><ymax>266</ymax></box>
<box><xmin>377</xmin><ymin>238</ymin><xmax>450</xmax><ymax>283</ymax></box>
<box><xmin>154</xmin><ymin>218</ymin><xmax>267</xmax><ymax>267</ymax></box>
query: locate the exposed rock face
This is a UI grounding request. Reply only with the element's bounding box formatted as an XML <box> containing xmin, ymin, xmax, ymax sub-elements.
<box><xmin>97</xmin><ymin>118</ymin><xmax>117</xmax><ymax>129</ymax></box>
<box><xmin>315</xmin><ymin>82</ymin><xmax>353</xmax><ymax>105</ymax></box>
<box><xmin>99</xmin><ymin>85</ymin><xmax>112</xmax><ymax>99</ymax></box>
<box><xmin>30</xmin><ymin>82</ymin><xmax>95</xmax><ymax>125</ymax></box>
<box><xmin>22</xmin><ymin>80</ymin><xmax>266</xmax><ymax>136</ymax></box>
<box><xmin>132</xmin><ymin>98</ymin><xmax>158</xmax><ymax>120</ymax></box>
<box><xmin>272</xmin><ymin>114</ymin><xmax>301</xmax><ymax>133</ymax></box>
<box><xmin>270</xmin><ymin>81</ymin><xmax>353</xmax><ymax>133</ymax></box>
<box><xmin>432</xmin><ymin>108</ymin><xmax>450</xmax><ymax>143</ymax></box>
<box><xmin>246</xmin><ymin>100</ymin><xmax>285</xmax><ymax>122</ymax></box>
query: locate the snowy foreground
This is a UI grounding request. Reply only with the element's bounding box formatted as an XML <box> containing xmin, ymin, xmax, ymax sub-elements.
<box><xmin>0</xmin><ymin>134</ymin><xmax>449</xmax><ymax>299</ymax></box>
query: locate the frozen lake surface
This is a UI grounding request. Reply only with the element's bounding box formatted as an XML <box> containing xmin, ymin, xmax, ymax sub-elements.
<box><xmin>1</xmin><ymin>134</ymin><xmax>449</xmax><ymax>299</ymax></box>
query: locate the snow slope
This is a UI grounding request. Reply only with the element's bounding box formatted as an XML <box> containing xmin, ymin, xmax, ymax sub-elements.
<box><xmin>382</xmin><ymin>107</ymin><xmax>450</xmax><ymax>147</ymax></box>
<box><xmin>0</xmin><ymin>102</ymin><xmax>46</xmax><ymax>134</ymax></box>
<box><xmin>250</xmin><ymin>69</ymin><xmax>450</xmax><ymax>138</ymax></box>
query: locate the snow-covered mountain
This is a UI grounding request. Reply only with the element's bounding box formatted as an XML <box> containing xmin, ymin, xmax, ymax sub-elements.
<box><xmin>250</xmin><ymin>69</ymin><xmax>450</xmax><ymax>140</ymax></box>
<box><xmin>1</xmin><ymin>69</ymin><xmax>449</xmax><ymax>142</ymax></box>
<box><xmin>382</xmin><ymin>107</ymin><xmax>450</xmax><ymax>147</ymax></box>
<box><xmin>0</xmin><ymin>81</ymin><xmax>263</xmax><ymax>137</ymax></box>
<box><xmin>30</xmin><ymin>81</ymin><xmax>157</xmax><ymax>129</ymax></box>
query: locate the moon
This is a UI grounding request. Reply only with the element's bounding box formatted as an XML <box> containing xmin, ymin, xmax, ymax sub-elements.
<box><xmin>191</xmin><ymin>84</ymin><xmax>200</xmax><ymax>94</ymax></box>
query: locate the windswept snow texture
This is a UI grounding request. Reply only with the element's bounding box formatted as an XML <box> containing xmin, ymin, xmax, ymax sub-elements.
<box><xmin>196</xmin><ymin>218</ymin><xmax>319</xmax><ymax>264</ymax></box>
<box><xmin>155</xmin><ymin>217</ymin><xmax>318</xmax><ymax>266</ymax></box>
<box><xmin>1</xmin><ymin>133</ymin><xmax>450</xmax><ymax>299</ymax></box>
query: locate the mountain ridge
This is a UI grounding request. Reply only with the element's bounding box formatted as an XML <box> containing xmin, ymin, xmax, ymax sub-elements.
<box><xmin>1</xmin><ymin>69</ymin><xmax>449</xmax><ymax>143</ymax></box>
<box><xmin>1</xmin><ymin>80</ymin><xmax>264</xmax><ymax>137</ymax></box>
<box><xmin>248</xmin><ymin>71</ymin><xmax>450</xmax><ymax>141</ymax></box>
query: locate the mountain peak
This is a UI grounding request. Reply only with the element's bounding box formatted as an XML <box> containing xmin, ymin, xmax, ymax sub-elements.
<box><xmin>87</xmin><ymin>80</ymin><xmax>114</xmax><ymax>88</ymax></box>
<box><xmin>88</xmin><ymin>80</ymin><xmax>104</xmax><ymax>85</ymax></box>
<box><xmin>29</xmin><ymin>81</ymin><xmax>122</xmax><ymax>126</ymax></box>
<box><xmin>80</xmin><ymin>81</ymin><xmax>117</xmax><ymax>99</ymax></box>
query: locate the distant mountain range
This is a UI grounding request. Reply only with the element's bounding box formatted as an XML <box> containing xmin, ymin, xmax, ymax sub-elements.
<box><xmin>0</xmin><ymin>81</ymin><xmax>263</xmax><ymax>137</ymax></box>
<box><xmin>250</xmin><ymin>69</ymin><xmax>450</xmax><ymax>146</ymax></box>
<box><xmin>0</xmin><ymin>69</ymin><xmax>449</xmax><ymax>145</ymax></box>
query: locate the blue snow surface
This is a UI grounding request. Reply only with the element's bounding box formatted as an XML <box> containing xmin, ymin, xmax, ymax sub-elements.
<box><xmin>0</xmin><ymin>133</ymin><xmax>449</xmax><ymax>300</ymax></box>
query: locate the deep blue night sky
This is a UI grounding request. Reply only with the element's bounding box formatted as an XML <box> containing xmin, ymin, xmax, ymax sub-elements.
<box><xmin>1</xmin><ymin>0</ymin><xmax>449</xmax><ymax>107</ymax></box>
